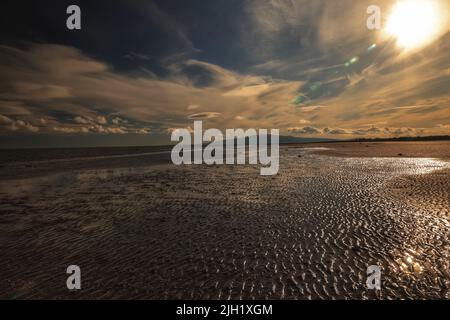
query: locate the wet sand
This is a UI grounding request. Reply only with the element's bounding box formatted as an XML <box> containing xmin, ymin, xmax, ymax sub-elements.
<box><xmin>0</xmin><ymin>142</ymin><xmax>449</xmax><ymax>299</ymax></box>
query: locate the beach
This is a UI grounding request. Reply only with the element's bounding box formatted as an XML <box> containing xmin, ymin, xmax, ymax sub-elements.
<box><xmin>0</xmin><ymin>141</ymin><xmax>449</xmax><ymax>299</ymax></box>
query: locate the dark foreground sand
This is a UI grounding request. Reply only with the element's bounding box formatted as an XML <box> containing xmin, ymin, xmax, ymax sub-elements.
<box><xmin>0</xmin><ymin>142</ymin><xmax>449</xmax><ymax>299</ymax></box>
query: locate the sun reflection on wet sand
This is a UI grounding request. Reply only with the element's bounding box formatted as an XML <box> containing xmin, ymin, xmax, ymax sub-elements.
<box><xmin>395</xmin><ymin>253</ymin><xmax>424</xmax><ymax>276</ymax></box>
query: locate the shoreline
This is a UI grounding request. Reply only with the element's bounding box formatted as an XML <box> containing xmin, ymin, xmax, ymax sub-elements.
<box><xmin>290</xmin><ymin>140</ymin><xmax>450</xmax><ymax>159</ymax></box>
<box><xmin>1</xmin><ymin>141</ymin><xmax>450</xmax><ymax>181</ymax></box>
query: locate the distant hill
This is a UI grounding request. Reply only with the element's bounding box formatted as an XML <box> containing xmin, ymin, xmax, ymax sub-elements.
<box><xmin>348</xmin><ymin>135</ymin><xmax>450</xmax><ymax>142</ymax></box>
<box><xmin>223</xmin><ymin>135</ymin><xmax>337</xmax><ymax>145</ymax></box>
<box><xmin>278</xmin><ymin>135</ymin><xmax>337</xmax><ymax>144</ymax></box>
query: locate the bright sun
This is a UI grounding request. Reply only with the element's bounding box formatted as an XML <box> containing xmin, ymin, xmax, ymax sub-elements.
<box><xmin>385</xmin><ymin>0</ymin><xmax>445</xmax><ymax>50</ymax></box>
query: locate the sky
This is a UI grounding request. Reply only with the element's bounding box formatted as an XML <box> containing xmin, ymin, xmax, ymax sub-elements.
<box><xmin>0</xmin><ymin>0</ymin><xmax>449</xmax><ymax>147</ymax></box>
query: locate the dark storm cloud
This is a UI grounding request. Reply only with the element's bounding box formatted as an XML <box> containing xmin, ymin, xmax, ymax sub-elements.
<box><xmin>0</xmin><ymin>0</ymin><xmax>197</xmax><ymax>73</ymax></box>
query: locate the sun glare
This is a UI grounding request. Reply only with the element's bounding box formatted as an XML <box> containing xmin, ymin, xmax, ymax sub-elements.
<box><xmin>385</xmin><ymin>0</ymin><xmax>445</xmax><ymax>50</ymax></box>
